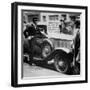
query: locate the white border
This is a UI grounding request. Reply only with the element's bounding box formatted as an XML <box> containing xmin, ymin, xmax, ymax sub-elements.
<box><xmin>17</xmin><ymin>5</ymin><xmax>86</xmax><ymax>84</ymax></box>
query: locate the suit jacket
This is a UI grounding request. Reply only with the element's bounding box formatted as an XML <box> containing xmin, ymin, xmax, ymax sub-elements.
<box><xmin>24</xmin><ymin>23</ymin><xmax>38</xmax><ymax>38</ymax></box>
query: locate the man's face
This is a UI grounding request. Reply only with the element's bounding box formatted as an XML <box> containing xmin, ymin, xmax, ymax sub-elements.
<box><xmin>33</xmin><ymin>20</ymin><xmax>38</xmax><ymax>25</ymax></box>
<box><xmin>35</xmin><ymin>20</ymin><xmax>38</xmax><ymax>24</ymax></box>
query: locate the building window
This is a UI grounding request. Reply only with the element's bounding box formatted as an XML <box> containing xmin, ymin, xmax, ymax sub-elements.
<box><xmin>49</xmin><ymin>15</ymin><xmax>59</xmax><ymax>21</ymax></box>
<box><xmin>28</xmin><ymin>14</ymin><xmax>40</xmax><ymax>22</ymax></box>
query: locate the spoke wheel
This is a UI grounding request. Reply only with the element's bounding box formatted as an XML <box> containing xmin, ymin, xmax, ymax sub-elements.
<box><xmin>54</xmin><ymin>54</ymin><xmax>69</xmax><ymax>73</ymax></box>
<box><xmin>41</xmin><ymin>42</ymin><xmax>52</xmax><ymax>58</ymax></box>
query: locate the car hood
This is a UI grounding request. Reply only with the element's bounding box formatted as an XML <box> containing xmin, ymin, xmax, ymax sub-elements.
<box><xmin>47</xmin><ymin>33</ymin><xmax>76</xmax><ymax>41</ymax></box>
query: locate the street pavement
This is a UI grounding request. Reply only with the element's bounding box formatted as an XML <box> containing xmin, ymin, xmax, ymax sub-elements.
<box><xmin>23</xmin><ymin>63</ymin><xmax>67</xmax><ymax>78</ymax></box>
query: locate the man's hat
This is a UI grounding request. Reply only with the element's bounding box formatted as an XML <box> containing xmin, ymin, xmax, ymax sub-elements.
<box><xmin>32</xmin><ymin>17</ymin><xmax>38</xmax><ymax>22</ymax></box>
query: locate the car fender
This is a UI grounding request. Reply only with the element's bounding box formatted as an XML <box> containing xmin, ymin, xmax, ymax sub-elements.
<box><xmin>55</xmin><ymin>47</ymin><xmax>71</xmax><ymax>54</ymax></box>
<box><xmin>43</xmin><ymin>49</ymin><xmax>69</xmax><ymax>61</ymax></box>
<box><xmin>43</xmin><ymin>38</ymin><xmax>54</xmax><ymax>49</ymax></box>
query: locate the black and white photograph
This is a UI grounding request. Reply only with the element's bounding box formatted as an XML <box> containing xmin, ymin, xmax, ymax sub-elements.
<box><xmin>11</xmin><ymin>2</ymin><xmax>87</xmax><ymax>87</ymax></box>
<box><xmin>23</xmin><ymin>10</ymin><xmax>80</xmax><ymax>77</ymax></box>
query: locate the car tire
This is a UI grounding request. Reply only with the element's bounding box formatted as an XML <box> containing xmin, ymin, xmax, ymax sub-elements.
<box><xmin>54</xmin><ymin>54</ymin><xmax>69</xmax><ymax>74</ymax></box>
<box><xmin>41</xmin><ymin>42</ymin><xmax>52</xmax><ymax>59</ymax></box>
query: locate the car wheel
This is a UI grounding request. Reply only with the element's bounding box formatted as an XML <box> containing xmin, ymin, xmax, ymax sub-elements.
<box><xmin>41</xmin><ymin>42</ymin><xmax>52</xmax><ymax>58</ymax></box>
<box><xmin>54</xmin><ymin>54</ymin><xmax>69</xmax><ymax>73</ymax></box>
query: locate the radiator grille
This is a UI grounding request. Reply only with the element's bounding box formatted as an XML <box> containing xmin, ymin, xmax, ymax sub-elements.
<box><xmin>52</xmin><ymin>39</ymin><xmax>72</xmax><ymax>49</ymax></box>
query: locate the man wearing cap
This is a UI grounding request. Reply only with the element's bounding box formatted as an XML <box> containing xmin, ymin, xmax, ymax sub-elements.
<box><xmin>23</xmin><ymin>18</ymin><xmax>39</xmax><ymax>65</ymax></box>
<box><xmin>23</xmin><ymin>18</ymin><xmax>39</xmax><ymax>38</ymax></box>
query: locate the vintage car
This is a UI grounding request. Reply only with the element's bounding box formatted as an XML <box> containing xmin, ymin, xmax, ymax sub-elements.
<box><xmin>23</xmin><ymin>26</ymin><xmax>80</xmax><ymax>74</ymax></box>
